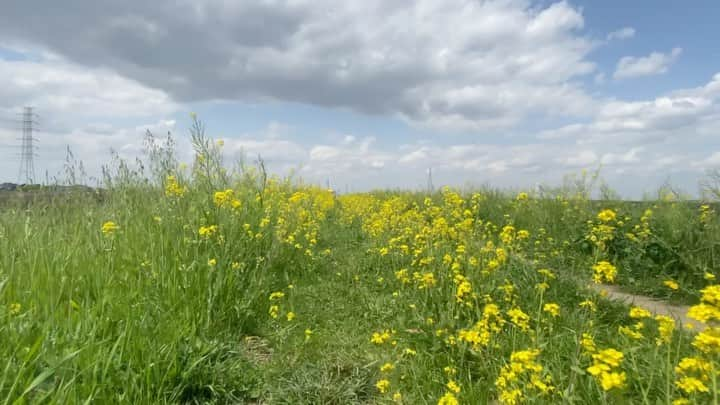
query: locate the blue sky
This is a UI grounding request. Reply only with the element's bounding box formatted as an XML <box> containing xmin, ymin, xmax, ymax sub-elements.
<box><xmin>0</xmin><ymin>0</ymin><xmax>719</xmax><ymax>197</ymax></box>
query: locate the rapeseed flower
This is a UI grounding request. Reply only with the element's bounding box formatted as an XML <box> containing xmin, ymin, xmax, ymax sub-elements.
<box><xmin>269</xmin><ymin>292</ymin><xmax>285</xmax><ymax>300</ymax></box>
<box><xmin>692</xmin><ymin>327</ymin><xmax>720</xmax><ymax>354</ymax></box>
<box><xmin>587</xmin><ymin>348</ymin><xmax>626</xmax><ymax>391</ymax></box>
<box><xmin>597</xmin><ymin>209</ymin><xmax>617</xmax><ymax>222</ymax></box>
<box><xmin>592</xmin><ymin>261</ymin><xmax>617</xmax><ymax>284</ymax></box>
<box><xmin>8</xmin><ymin>303</ymin><xmax>21</xmax><ymax>316</ymax></box>
<box><xmin>543</xmin><ymin>303</ymin><xmax>560</xmax><ymax>317</ymax></box>
<box><xmin>437</xmin><ymin>392</ymin><xmax>459</xmax><ymax>405</ymax></box>
<box><xmin>676</xmin><ymin>377</ymin><xmax>709</xmax><ymax>394</ymax></box>
<box><xmin>629</xmin><ymin>306</ymin><xmax>652</xmax><ymax>319</ymax></box>
<box><xmin>600</xmin><ymin>372</ymin><xmax>626</xmax><ymax>391</ymax></box>
<box><xmin>446</xmin><ymin>380</ymin><xmax>461</xmax><ymax>393</ymax></box>
<box><xmin>655</xmin><ymin>315</ymin><xmax>675</xmax><ymax>345</ymax></box>
<box><xmin>101</xmin><ymin>221</ymin><xmax>119</xmax><ymax>235</ymax></box>
<box><xmin>198</xmin><ymin>225</ymin><xmax>218</xmax><ymax>239</ymax></box>
<box><xmin>371</xmin><ymin>330</ymin><xmax>393</xmax><ymax>345</ymax></box>
<box><xmin>376</xmin><ymin>379</ymin><xmax>390</xmax><ymax>393</ymax></box>
<box><xmin>164</xmin><ymin>175</ymin><xmax>187</xmax><ymax>197</ymax></box>
<box><xmin>507</xmin><ymin>308</ymin><xmax>530</xmax><ymax>331</ymax></box>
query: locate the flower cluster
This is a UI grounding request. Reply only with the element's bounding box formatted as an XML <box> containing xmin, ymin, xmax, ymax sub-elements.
<box><xmin>495</xmin><ymin>349</ymin><xmax>553</xmax><ymax>404</ymax></box>
<box><xmin>586</xmin><ymin>348</ymin><xmax>626</xmax><ymax>391</ymax></box>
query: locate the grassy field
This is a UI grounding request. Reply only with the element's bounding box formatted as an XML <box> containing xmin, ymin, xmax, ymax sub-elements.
<box><xmin>2</xmin><ymin>121</ymin><xmax>720</xmax><ymax>404</ymax></box>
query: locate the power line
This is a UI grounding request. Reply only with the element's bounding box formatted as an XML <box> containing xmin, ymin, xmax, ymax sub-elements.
<box><xmin>17</xmin><ymin>106</ymin><xmax>39</xmax><ymax>184</ymax></box>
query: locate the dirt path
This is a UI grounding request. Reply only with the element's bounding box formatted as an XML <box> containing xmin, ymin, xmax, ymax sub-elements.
<box><xmin>589</xmin><ymin>284</ymin><xmax>705</xmax><ymax>332</ymax></box>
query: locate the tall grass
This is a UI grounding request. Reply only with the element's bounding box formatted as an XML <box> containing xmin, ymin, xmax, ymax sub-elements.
<box><xmin>1</xmin><ymin>118</ymin><xmax>719</xmax><ymax>403</ymax></box>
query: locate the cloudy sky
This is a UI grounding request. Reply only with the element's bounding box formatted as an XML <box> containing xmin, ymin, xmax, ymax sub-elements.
<box><xmin>1</xmin><ymin>0</ymin><xmax>719</xmax><ymax>196</ymax></box>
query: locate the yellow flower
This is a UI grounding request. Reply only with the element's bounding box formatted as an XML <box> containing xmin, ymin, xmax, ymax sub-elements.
<box><xmin>664</xmin><ymin>280</ymin><xmax>679</xmax><ymax>290</ymax></box>
<box><xmin>700</xmin><ymin>285</ymin><xmax>720</xmax><ymax>305</ymax></box>
<box><xmin>419</xmin><ymin>272</ymin><xmax>437</xmax><ymax>289</ymax></box>
<box><xmin>286</xmin><ymin>312</ymin><xmax>295</xmax><ymax>321</ymax></box>
<box><xmin>599</xmin><ymin>371</ymin><xmax>626</xmax><ymax>391</ymax></box>
<box><xmin>581</xmin><ymin>333</ymin><xmax>596</xmax><ymax>353</ymax></box>
<box><xmin>692</xmin><ymin>327</ymin><xmax>720</xmax><ymax>354</ymax></box>
<box><xmin>507</xmin><ymin>308</ymin><xmax>530</xmax><ymax>331</ymax></box>
<box><xmin>587</xmin><ymin>363</ymin><xmax>611</xmax><ymax>376</ymax></box>
<box><xmin>213</xmin><ymin>189</ymin><xmax>235</xmax><ymax>208</ymax></box>
<box><xmin>392</xmin><ymin>392</ymin><xmax>402</xmax><ymax>402</ymax></box>
<box><xmin>371</xmin><ymin>330</ymin><xmax>393</xmax><ymax>345</ymax></box>
<box><xmin>304</xmin><ymin>329</ymin><xmax>313</xmax><ymax>341</ymax></box>
<box><xmin>268</xmin><ymin>305</ymin><xmax>279</xmax><ymax>319</ymax></box>
<box><xmin>498</xmin><ymin>388</ymin><xmax>522</xmax><ymax>405</ymax></box>
<box><xmin>579</xmin><ymin>299</ymin><xmax>597</xmax><ymax>312</ymax></box>
<box><xmin>687</xmin><ymin>303</ymin><xmax>720</xmax><ymax>323</ymax></box>
<box><xmin>207</xmin><ymin>258</ymin><xmax>217</xmax><ymax>266</ymax></box>
<box><xmin>269</xmin><ymin>292</ymin><xmax>285</xmax><ymax>300</ymax></box>
<box><xmin>675</xmin><ymin>357</ymin><xmax>712</xmax><ymax>375</ymax></box>
<box><xmin>516</xmin><ymin>192</ymin><xmax>529</xmax><ymax>201</ymax></box>
<box><xmin>655</xmin><ymin>315</ymin><xmax>675</xmax><ymax>345</ymax></box>
<box><xmin>437</xmin><ymin>392</ymin><xmax>459</xmax><ymax>405</ymax></box>
<box><xmin>537</xmin><ymin>269</ymin><xmax>556</xmax><ymax>279</ymax></box>
<box><xmin>675</xmin><ymin>377</ymin><xmax>709</xmax><ymax>394</ymax></box>
<box><xmin>592</xmin><ymin>261</ymin><xmax>617</xmax><ymax>284</ymax></box>
<box><xmin>704</xmin><ymin>272</ymin><xmax>716</xmax><ymax>281</ymax></box>
<box><xmin>198</xmin><ymin>224</ymin><xmax>218</xmax><ymax>239</ymax></box>
<box><xmin>8</xmin><ymin>303</ymin><xmax>21</xmax><ymax>316</ymax></box>
<box><xmin>380</xmin><ymin>363</ymin><xmax>395</xmax><ymax>373</ymax></box>
<box><xmin>619</xmin><ymin>325</ymin><xmax>643</xmax><ymax>340</ymax></box>
<box><xmin>629</xmin><ymin>306</ymin><xmax>652</xmax><ymax>319</ymax></box>
<box><xmin>446</xmin><ymin>380</ymin><xmax>461</xmax><ymax>393</ymax></box>
<box><xmin>444</xmin><ymin>366</ymin><xmax>457</xmax><ymax>376</ymax></box>
<box><xmin>543</xmin><ymin>303</ymin><xmax>560</xmax><ymax>317</ymax></box>
<box><xmin>376</xmin><ymin>379</ymin><xmax>391</xmax><ymax>393</ymax></box>
<box><xmin>164</xmin><ymin>175</ymin><xmax>187</xmax><ymax>197</ymax></box>
<box><xmin>597</xmin><ymin>209</ymin><xmax>617</xmax><ymax>222</ymax></box>
<box><xmin>592</xmin><ymin>348</ymin><xmax>624</xmax><ymax>368</ymax></box>
<box><xmin>101</xmin><ymin>221</ymin><xmax>119</xmax><ymax>235</ymax></box>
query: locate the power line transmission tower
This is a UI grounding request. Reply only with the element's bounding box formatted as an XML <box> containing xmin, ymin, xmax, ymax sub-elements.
<box><xmin>427</xmin><ymin>167</ymin><xmax>434</xmax><ymax>193</ymax></box>
<box><xmin>17</xmin><ymin>106</ymin><xmax>39</xmax><ymax>184</ymax></box>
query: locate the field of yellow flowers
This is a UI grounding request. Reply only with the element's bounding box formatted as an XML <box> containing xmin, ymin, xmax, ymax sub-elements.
<box><xmin>1</xmin><ymin>120</ymin><xmax>720</xmax><ymax>404</ymax></box>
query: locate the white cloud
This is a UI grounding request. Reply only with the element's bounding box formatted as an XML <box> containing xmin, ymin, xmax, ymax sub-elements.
<box><xmin>606</xmin><ymin>27</ymin><xmax>635</xmax><ymax>41</ymax></box>
<box><xmin>561</xmin><ymin>150</ymin><xmax>598</xmax><ymax>167</ymax></box>
<box><xmin>305</xmin><ymin>136</ymin><xmax>393</xmax><ymax>177</ymax></box>
<box><xmin>0</xmin><ymin>47</ymin><xmax>180</xmax><ymax>183</ymax></box>
<box><xmin>693</xmin><ymin>152</ymin><xmax>720</xmax><ymax>168</ymax></box>
<box><xmin>0</xmin><ymin>0</ymin><xmax>598</xmax><ymax>131</ymax></box>
<box><xmin>538</xmin><ymin>72</ymin><xmax>720</xmax><ymax>145</ymax></box>
<box><xmin>614</xmin><ymin>47</ymin><xmax>682</xmax><ymax>79</ymax></box>
<box><xmin>600</xmin><ymin>147</ymin><xmax>642</xmax><ymax>165</ymax></box>
<box><xmin>0</xmin><ymin>51</ymin><xmax>177</xmax><ymax>120</ymax></box>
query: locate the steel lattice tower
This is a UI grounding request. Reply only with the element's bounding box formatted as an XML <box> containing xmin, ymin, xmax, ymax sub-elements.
<box><xmin>18</xmin><ymin>106</ymin><xmax>38</xmax><ymax>184</ymax></box>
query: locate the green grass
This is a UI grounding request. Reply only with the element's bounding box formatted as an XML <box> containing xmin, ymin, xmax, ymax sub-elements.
<box><xmin>1</xmin><ymin>122</ymin><xmax>720</xmax><ymax>404</ymax></box>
